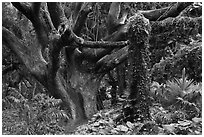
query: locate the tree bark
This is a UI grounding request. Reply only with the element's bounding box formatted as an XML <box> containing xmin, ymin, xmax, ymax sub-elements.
<box><xmin>122</xmin><ymin>13</ymin><xmax>151</xmax><ymax>123</ymax></box>
<box><xmin>139</xmin><ymin>2</ymin><xmax>193</xmax><ymax>21</ymax></box>
<box><xmin>116</xmin><ymin>62</ymin><xmax>126</xmax><ymax>96</ymax></box>
<box><xmin>3</xmin><ymin>2</ymin><xmax>197</xmax><ymax>129</ymax></box>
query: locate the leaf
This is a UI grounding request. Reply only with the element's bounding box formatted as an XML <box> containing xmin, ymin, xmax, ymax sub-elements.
<box><xmin>194</xmin><ymin>130</ymin><xmax>201</xmax><ymax>135</ymax></box>
<box><xmin>126</xmin><ymin>121</ymin><xmax>134</xmax><ymax>128</ymax></box>
<box><xmin>162</xmin><ymin>124</ymin><xmax>175</xmax><ymax>133</ymax></box>
<box><xmin>92</xmin><ymin>122</ymin><xmax>100</xmax><ymax>127</ymax></box>
<box><xmin>108</xmin><ymin>118</ymin><xmax>114</xmax><ymax>125</ymax></box>
<box><xmin>98</xmin><ymin>119</ymin><xmax>108</xmax><ymax>124</ymax></box>
<box><xmin>111</xmin><ymin>129</ymin><xmax>118</xmax><ymax>134</ymax></box>
<box><xmin>178</xmin><ymin>120</ymin><xmax>192</xmax><ymax>126</ymax></box>
<box><xmin>112</xmin><ymin>113</ymin><xmax>120</xmax><ymax>120</ymax></box>
<box><xmin>99</xmin><ymin>129</ymin><xmax>109</xmax><ymax>135</ymax></box>
<box><xmin>192</xmin><ymin>117</ymin><xmax>202</xmax><ymax>123</ymax></box>
<box><xmin>116</xmin><ymin>125</ymin><xmax>129</xmax><ymax>132</ymax></box>
<box><xmin>104</xmin><ymin>109</ymin><xmax>115</xmax><ymax>116</ymax></box>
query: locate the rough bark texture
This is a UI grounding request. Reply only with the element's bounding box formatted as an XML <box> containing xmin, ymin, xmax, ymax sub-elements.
<box><xmin>3</xmin><ymin>2</ymin><xmax>196</xmax><ymax>130</ymax></box>
<box><xmin>122</xmin><ymin>13</ymin><xmax>151</xmax><ymax>123</ymax></box>
<box><xmin>140</xmin><ymin>2</ymin><xmax>193</xmax><ymax>21</ymax></box>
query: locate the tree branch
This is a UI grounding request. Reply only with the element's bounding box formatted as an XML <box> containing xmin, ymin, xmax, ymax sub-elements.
<box><xmin>71</xmin><ymin>32</ymin><xmax>129</xmax><ymax>48</ymax></box>
<box><xmin>2</xmin><ymin>17</ymin><xmax>23</xmax><ymax>39</ymax></box>
<box><xmin>72</xmin><ymin>2</ymin><xmax>84</xmax><ymax>22</ymax></box>
<box><xmin>140</xmin><ymin>2</ymin><xmax>193</xmax><ymax>21</ymax></box>
<box><xmin>2</xmin><ymin>27</ymin><xmax>48</xmax><ymax>80</ymax></box>
<box><xmin>106</xmin><ymin>2</ymin><xmax>124</xmax><ymax>35</ymax></box>
<box><xmin>95</xmin><ymin>46</ymin><xmax>129</xmax><ymax>73</ymax></box>
<box><xmin>47</xmin><ymin>2</ymin><xmax>68</xmax><ymax>31</ymax></box>
<box><xmin>41</xmin><ymin>5</ymin><xmax>56</xmax><ymax>32</ymax></box>
<box><xmin>77</xmin><ymin>22</ymin><xmax>129</xmax><ymax>62</ymax></box>
<box><xmin>12</xmin><ymin>2</ymin><xmax>49</xmax><ymax>51</ymax></box>
<box><xmin>32</xmin><ymin>2</ymin><xmax>41</xmax><ymax>16</ymax></box>
<box><xmin>73</xmin><ymin>3</ymin><xmax>92</xmax><ymax>35</ymax></box>
<box><xmin>150</xmin><ymin>16</ymin><xmax>202</xmax><ymax>46</ymax></box>
<box><xmin>12</xmin><ymin>2</ymin><xmax>32</xmax><ymax>20</ymax></box>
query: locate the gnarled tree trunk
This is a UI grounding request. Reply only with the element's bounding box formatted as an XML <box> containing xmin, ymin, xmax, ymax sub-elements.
<box><xmin>3</xmin><ymin>2</ymin><xmax>197</xmax><ymax>129</ymax></box>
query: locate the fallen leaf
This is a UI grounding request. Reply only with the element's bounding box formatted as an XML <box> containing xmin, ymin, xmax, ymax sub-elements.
<box><xmin>92</xmin><ymin>122</ymin><xmax>100</xmax><ymax>127</ymax></box>
<box><xmin>162</xmin><ymin>124</ymin><xmax>175</xmax><ymax>133</ymax></box>
<box><xmin>178</xmin><ymin>120</ymin><xmax>192</xmax><ymax>126</ymax></box>
<box><xmin>112</xmin><ymin>114</ymin><xmax>120</xmax><ymax>119</ymax></box>
<box><xmin>104</xmin><ymin>109</ymin><xmax>115</xmax><ymax>116</ymax></box>
<box><xmin>192</xmin><ymin>117</ymin><xmax>202</xmax><ymax>123</ymax></box>
<box><xmin>99</xmin><ymin>129</ymin><xmax>109</xmax><ymax>135</ymax></box>
<box><xmin>111</xmin><ymin>129</ymin><xmax>118</xmax><ymax>134</ymax></box>
<box><xmin>98</xmin><ymin>119</ymin><xmax>108</xmax><ymax>125</ymax></box>
<box><xmin>194</xmin><ymin>130</ymin><xmax>200</xmax><ymax>134</ymax></box>
<box><xmin>116</xmin><ymin>125</ymin><xmax>129</xmax><ymax>132</ymax></box>
<box><xmin>126</xmin><ymin>121</ymin><xmax>134</xmax><ymax>128</ymax></box>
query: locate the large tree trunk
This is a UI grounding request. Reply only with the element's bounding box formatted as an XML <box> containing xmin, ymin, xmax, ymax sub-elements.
<box><xmin>3</xmin><ymin>2</ymin><xmax>196</xmax><ymax>131</ymax></box>
<box><xmin>45</xmin><ymin>49</ymin><xmax>102</xmax><ymax>126</ymax></box>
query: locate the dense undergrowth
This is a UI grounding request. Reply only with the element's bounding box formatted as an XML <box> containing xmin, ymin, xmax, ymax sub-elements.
<box><xmin>2</xmin><ymin>66</ymin><xmax>202</xmax><ymax>135</ymax></box>
<box><xmin>2</xmin><ymin>2</ymin><xmax>202</xmax><ymax>135</ymax></box>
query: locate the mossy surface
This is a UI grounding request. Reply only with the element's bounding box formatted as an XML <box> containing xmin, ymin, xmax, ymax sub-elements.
<box><xmin>122</xmin><ymin>14</ymin><xmax>151</xmax><ymax>122</ymax></box>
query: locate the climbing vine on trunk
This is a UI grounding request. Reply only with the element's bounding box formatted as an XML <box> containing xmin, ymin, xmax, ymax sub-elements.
<box><xmin>121</xmin><ymin>13</ymin><xmax>151</xmax><ymax>123</ymax></box>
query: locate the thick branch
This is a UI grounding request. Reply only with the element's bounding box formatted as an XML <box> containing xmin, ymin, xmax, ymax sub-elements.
<box><xmin>47</xmin><ymin>2</ymin><xmax>69</xmax><ymax>37</ymax></box>
<box><xmin>77</xmin><ymin>22</ymin><xmax>129</xmax><ymax>61</ymax></box>
<box><xmin>140</xmin><ymin>2</ymin><xmax>193</xmax><ymax>21</ymax></box>
<box><xmin>47</xmin><ymin>2</ymin><xmax>68</xmax><ymax>30</ymax></box>
<box><xmin>73</xmin><ymin>3</ymin><xmax>92</xmax><ymax>35</ymax></box>
<box><xmin>12</xmin><ymin>2</ymin><xmax>49</xmax><ymax>51</ymax></box>
<box><xmin>95</xmin><ymin>46</ymin><xmax>129</xmax><ymax>73</ymax></box>
<box><xmin>72</xmin><ymin>2</ymin><xmax>84</xmax><ymax>22</ymax></box>
<box><xmin>2</xmin><ymin>18</ymin><xmax>23</xmax><ymax>39</ymax></box>
<box><xmin>150</xmin><ymin>16</ymin><xmax>202</xmax><ymax>47</ymax></box>
<box><xmin>71</xmin><ymin>32</ymin><xmax>129</xmax><ymax>48</ymax></box>
<box><xmin>106</xmin><ymin>2</ymin><xmax>124</xmax><ymax>35</ymax></box>
<box><xmin>48</xmin><ymin>29</ymin><xmax>73</xmax><ymax>77</ymax></box>
<box><xmin>2</xmin><ymin>27</ymin><xmax>47</xmax><ymax>81</ymax></box>
<box><xmin>32</xmin><ymin>2</ymin><xmax>41</xmax><ymax>16</ymax></box>
<box><xmin>41</xmin><ymin>5</ymin><xmax>56</xmax><ymax>32</ymax></box>
<box><xmin>12</xmin><ymin>2</ymin><xmax>32</xmax><ymax>20</ymax></box>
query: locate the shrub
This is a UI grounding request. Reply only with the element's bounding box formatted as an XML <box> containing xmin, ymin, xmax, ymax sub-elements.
<box><xmin>151</xmin><ymin>45</ymin><xmax>201</xmax><ymax>83</ymax></box>
<box><xmin>2</xmin><ymin>88</ymin><xmax>69</xmax><ymax>135</ymax></box>
<box><xmin>149</xmin><ymin>68</ymin><xmax>201</xmax><ymax>120</ymax></box>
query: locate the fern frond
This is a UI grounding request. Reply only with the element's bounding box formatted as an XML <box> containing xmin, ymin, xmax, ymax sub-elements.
<box><xmin>7</xmin><ymin>96</ymin><xmax>21</xmax><ymax>104</ymax></box>
<box><xmin>9</xmin><ymin>87</ymin><xmax>26</xmax><ymax>101</ymax></box>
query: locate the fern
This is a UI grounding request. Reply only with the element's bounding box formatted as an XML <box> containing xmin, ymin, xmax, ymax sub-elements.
<box><xmin>150</xmin><ymin>68</ymin><xmax>202</xmax><ymax>112</ymax></box>
<box><xmin>166</xmin><ymin>68</ymin><xmax>195</xmax><ymax>97</ymax></box>
<box><xmin>170</xmin><ymin>97</ymin><xmax>200</xmax><ymax>119</ymax></box>
<box><xmin>165</xmin><ymin>68</ymin><xmax>202</xmax><ymax>100</ymax></box>
<box><xmin>3</xmin><ymin>89</ymin><xmax>69</xmax><ymax>135</ymax></box>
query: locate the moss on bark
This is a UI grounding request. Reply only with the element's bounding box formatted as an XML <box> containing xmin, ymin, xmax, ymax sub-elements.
<box><xmin>122</xmin><ymin>13</ymin><xmax>151</xmax><ymax>122</ymax></box>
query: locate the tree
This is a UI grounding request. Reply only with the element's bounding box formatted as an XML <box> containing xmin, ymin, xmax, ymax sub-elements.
<box><xmin>3</xmin><ymin>2</ymin><xmax>199</xmax><ymax>127</ymax></box>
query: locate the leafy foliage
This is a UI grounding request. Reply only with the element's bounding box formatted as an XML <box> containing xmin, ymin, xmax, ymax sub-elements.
<box><xmin>2</xmin><ymin>88</ymin><xmax>69</xmax><ymax>135</ymax></box>
<box><xmin>149</xmin><ymin>68</ymin><xmax>201</xmax><ymax>122</ymax></box>
<box><xmin>72</xmin><ymin>104</ymin><xmax>201</xmax><ymax>135</ymax></box>
<box><xmin>151</xmin><ymin>43</ymin><xmax>202</xmax><ymax>83</ymax></box>
<box><xmin>2</xmin><ymin>2</ymin><xmax>202</xmax><ymax>135</ymax></box>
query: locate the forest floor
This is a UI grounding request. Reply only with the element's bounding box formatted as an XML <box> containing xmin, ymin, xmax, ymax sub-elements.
<box><xmin>2</xmin><ymin>96</ymin><xmax>202</xmax><ymax>135</ymax></box>
<box><xmin>70</xmin><ymin>100</ymin><xmax>202</xmax><ymax>135</ymax></box>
